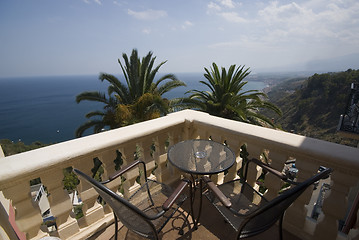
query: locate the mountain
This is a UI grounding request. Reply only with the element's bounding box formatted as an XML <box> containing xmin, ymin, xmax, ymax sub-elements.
<box><xmin>263</xmin><ymin>69</ymin><xmax>359</xmax><ymax>147</ymax></box>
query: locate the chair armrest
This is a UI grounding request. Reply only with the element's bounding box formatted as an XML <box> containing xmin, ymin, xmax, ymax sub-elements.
<box><xmin>202</xmin><ymin>176</ymin><xmax>232</xmax><ymax>208</ymax></box>
<box><xmin>249</xmin><ymin>158</ymin><xmax>288</xmax><ymax>181</ymax></box>
<box><xmin>108</xmin><ymin>160</ymin><xmax>142</xmax><ymax>181</ymax></box>
<box><xmin>162</xmin><ymin>180</ymin><xmax>189</xmax><ymax>211</ymax></box>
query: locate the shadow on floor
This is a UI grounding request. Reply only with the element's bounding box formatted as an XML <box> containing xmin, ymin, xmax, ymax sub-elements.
<box><xmin>89</xmin><ymin>185</ymin><xmax>302</xmax><ymax>240</ymax></box>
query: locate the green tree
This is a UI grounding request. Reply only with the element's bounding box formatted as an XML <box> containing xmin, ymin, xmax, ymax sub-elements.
<box><xmin>63</xmin><ymin>167</ymin><xmax>79</xmax><ymax>192</ymax></box>
<box><xmin>0</xmin><ymin>139</ymin><xmax>49</xmax><ymax>156</ymax></box>
<box><xmin>76</xmin><ymin>49</ymin><xmax>186</xmax><ymax>137</ymax></box>
<box><xmin>181</xmin><ymin>63</ymin><xmax>282</xmax><ymax>127</ymax></box>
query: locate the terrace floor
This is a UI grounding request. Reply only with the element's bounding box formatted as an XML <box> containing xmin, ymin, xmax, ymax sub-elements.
<box><xmin>89</xmin><ymin>184</ymin><xmax>302</xmax><ymax>240</ymax></box>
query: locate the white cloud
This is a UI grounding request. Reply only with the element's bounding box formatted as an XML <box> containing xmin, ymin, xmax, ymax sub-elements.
<box><xmin>127</xmin><ymin>9</ymin><xmax>167</xmax><ymax>20</ymax></box>
<box><xmin>207</xmin><ymin>0</ymin><xmax>247</xmax><ymax>23</ymax></box>
<box><xmin>207</xmin><ymin>0</ymin><xmax>238</xmax><ymax>13</ymax></box>
<box><xmin>219</xmin><ymin>0</ymin><xmax>235</xmax><ymax>9</ymax></box>
<box><xmin>255</xmin><ymin>0</ymin><xmax>359</xmax><ymax>45</ymax></box>
<box><xmin>182</xmin><ymin>20</ymin><xmax>194</xmax><ymax>29</ymax></box>
<box><xmin>82</xmin><ymin>0</ymin><xmax>102</xmax><ymax>5</ymax></box>
<box><xmin>113</xmin><ymin>1</ymin><xmax>122</xmax><ymax>7</ymax></box>
<box><xmin>208</xmin><ymin>41</ymin><xmax>241</xmax><ymax>49</ymax></box>
<box><xmin>94</xmin><ymin>0</ymin><xmax>102</xmax><ymax>5</ymax></box>
<box><xmin>207</xmin><ymin>0</ymin><xmax>359</xmax><ymax>57</ymax></box>
<box><xmin>258</xmin><ymin>2</ymin><xmax>309</xmax><ymax>24</ymax></box>
<box><xmin>142</xmin><ymin>28</ymin><xmax>151</xmax><ymax>34</ymax></box>
<box><xmin>207</xmin><ymin>2</ymin><xmax>221</xmax><ymax>12</ymax></box>
<box><xmin>219</xmin><ymin>11</ymin><xmax>247</xmax><ymax>23</ymax></box>
<box><xmin>204</xmin><ymin>0</ymin><xmax>359</xmax><ymax>67</ymax></box>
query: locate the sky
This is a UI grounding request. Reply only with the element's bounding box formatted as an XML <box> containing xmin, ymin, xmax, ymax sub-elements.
<box><xmin>1</xmin><ymin>0</ymin><xmax>359</xmax><ymax>78</ymax></box>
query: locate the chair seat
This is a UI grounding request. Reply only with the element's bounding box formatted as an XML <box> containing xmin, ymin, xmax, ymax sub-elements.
<box><xmin>203</xmin><ymin>158</ymin><xmax>332</xmax><ymax>240</ymax></box>
<box><xmin>127</xmin><ymin>179</ymin><xmax>187</xmax><ymax>232</ymax></box>
<box><xmin>205</xmin><ymin>180</ymin><xmax>268</xmax><ymax>231</ymax></box>
<box><xmin>74</xmin><ymin>160</ymin><xmax>189</xmax><ymax>240</ymax></box>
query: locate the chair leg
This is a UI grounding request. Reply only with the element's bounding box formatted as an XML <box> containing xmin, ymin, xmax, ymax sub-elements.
<box><xmin>114</xmin><ymin>213</ymin><xmax>118</xmax><ymax>240</ymax></box>
<box><xmin>279</xmin><ymin>214</ymin><xmax>284</xmax><ymax>240</ymax></box>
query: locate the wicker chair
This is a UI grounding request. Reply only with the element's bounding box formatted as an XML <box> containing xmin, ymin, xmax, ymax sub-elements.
<box><xmin>203</xmin><ymin>158</ymin><xmax>332</xmax><ymax>240</ymax></box>
<box><xmin>74</xmin><ymin>160</ymin><xmax>189</xmax><ymax>240</ymax></box>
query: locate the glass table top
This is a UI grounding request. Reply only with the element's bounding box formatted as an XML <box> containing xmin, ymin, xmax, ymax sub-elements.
<box><xmin>167</xmin><ymin>139</ymin><xmax>236</xmax><ymax>175</ymax></box>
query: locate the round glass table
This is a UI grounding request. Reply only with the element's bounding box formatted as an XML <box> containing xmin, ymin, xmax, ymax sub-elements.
<box><xmin>168</xmin><ymin>139</ymin><xmax>236</xmax><ymax>176</ymax></box>
<box><xmin>167</xmin><ymin>139</ymin><xmax>236</xmax><ymax>229</ymax></box>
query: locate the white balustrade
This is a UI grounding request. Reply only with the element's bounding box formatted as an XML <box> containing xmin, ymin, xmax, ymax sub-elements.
<box><xmin>0</xmin><ymin>110</ymin><xmax>358</xmax><ymax>240</ymax></box>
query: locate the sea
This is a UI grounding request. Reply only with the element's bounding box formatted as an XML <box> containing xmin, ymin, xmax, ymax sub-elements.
<box><xmin>0</xmin><ymin>73</ymin><xmax>266</xmax><ymax>144</ymax></box>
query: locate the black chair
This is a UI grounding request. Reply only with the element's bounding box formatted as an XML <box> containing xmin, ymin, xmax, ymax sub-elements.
<box><xmin>74</xmin><ymin>160</ymin><xmax>189</xmax><ymax>240</ymax></box>
<box><xmin>203</xmin><ymin>158</ymin><xmax>332</xmax><ymax>240</ymax></box>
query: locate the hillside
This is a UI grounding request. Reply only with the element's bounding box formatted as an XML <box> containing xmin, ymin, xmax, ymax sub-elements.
<box><xmin>263</xmin><ymin>69</ymin><xmax>359</xmax><ymax>146</ymax></box>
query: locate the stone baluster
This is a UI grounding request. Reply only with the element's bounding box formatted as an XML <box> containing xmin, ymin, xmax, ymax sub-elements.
<box><xmin>74</xmin><ymin>157</ymin><xmax>105</xmax><ymax>228</ymax></box>
<box><xmin>118</xmin><ymin>144</ymin><xmax>140</xmax><ymax>199</ymax></box>
<box><xmin>168</xmin><ymin>128</ymin><xmax>186</xmax><ymax>146</ymax></box>
<box><xmin>224</xmin><ymin>138</ymin><xmax>243</xmax><ymax>183</ymax></box>
<box><xmin>242</xmin><ymin>144</ymin><xmax>265</xmax><ymax>204</ymax></box>
<box><xmin>209</xmin><ymin>134</ymin><xmax>221</xmax><ymax>143</ymax></box>
<box><xmin>313</xmin><ymin>170</ymin><xmax>358</xmax><ymax>240</ymax></box>
<box><xmin>157</xmin><ymin>133</ymin><xmax>169</xmax><ymax>156</ymax></box>
<box><xmin>284</xmin><ymin>157</ymin><xmax>319</xmax><ymax>230</ymax></box>
<box><xmin>245</xmin><ymin>144</ymin><xmax>264</xmax><ymax>188</ymax></box>
<box><xmin>168</xmin><ymin>130</ymin><xmax>186</xmax><ymax>181</ymax></box>
<box><xmin>41</xmin><ymin>168</ymin><xmax>80</xmax><ymax>239</ymax></box>
<box><xmin>100</xmin><ymin>149</ymin><xmax>117</xmax><ymax>180</ymax></box>
<box><xmin>99</xmin><ymin>149</ymin><xmax>120</xmax><ymax>214</ymax></box>
<box><xmin>153</xmin><ymin>134</ymin><xmax>174</xmax><ymax>184</ymax></box>
<box><xmin>196</xmin><ymin>128</ymin><xmax>209</xmax><ymax>140</ymax></box>
<box><xmin>138</xmin><ymin>138</ymin><xmax>156</xmax><ymax>180</ymax></box>
<box><xmin>184</xmin><ymin>121</ymin><xmax>194</xmax><ymax>140</ymax></box>
<box><xmin>263</xmin><ymin>150</ymin><xmax>288</xmax><ymax>200</ymax></box>
<box><xmin>2</xmin><ymin>181</ymin><xmax>46</xmax><ymax>239</ymax></box>
<box><xmin>209</xmin><ymin>135</ymin><xmax>226</xmax><ymax>184</ymax></box>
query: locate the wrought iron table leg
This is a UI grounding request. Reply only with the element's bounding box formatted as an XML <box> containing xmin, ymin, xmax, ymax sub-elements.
<box><xmin>188</xmin><ymin>175</ymin><xmax>204</xmax><ymax>230</ymax></box>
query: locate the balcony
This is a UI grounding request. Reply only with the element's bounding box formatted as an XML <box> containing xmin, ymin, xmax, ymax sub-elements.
<box><xmin>1</xmin><ymin>110</ymin><xmax>359</xmax><ymax>240</ymax></box>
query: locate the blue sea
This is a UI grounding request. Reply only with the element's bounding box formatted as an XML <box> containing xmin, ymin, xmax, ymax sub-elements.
<box><xmin>0</xmin><ymin>73</ymin><xmax>266</xmax><ymax>144</ymax></box>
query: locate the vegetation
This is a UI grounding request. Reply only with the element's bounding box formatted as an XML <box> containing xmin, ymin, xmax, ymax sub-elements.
<box><xmin>74</xmin><ymin>204</ymin><xmax>84</xmax><ymax>219</ymax></box>
<box><xmin>180</xmin><ymin>63</ymin><xmax>282</xmax><ymax>127</ymax></box>
<box><xmin>63</xmin><ymin>167</ymin><xmax>80</xmax><ymax>192</ymax></box>
<box><xmin>0</xmin><ymin>139</ymin><xmax>49</xmax><ymax>156</ymax></box>
<box><xmin>76</xmin><ymin>49</ymin><xmax>186</xmax><ymax>137</ymax></box>
<box><xmin>263</xmin><ymin>69</ymin><xmax>359</xmax><ymax>146</ymax></box>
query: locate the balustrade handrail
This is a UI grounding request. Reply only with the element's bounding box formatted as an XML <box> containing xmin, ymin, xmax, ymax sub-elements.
<box><xmin>0</xmin><ymin>113</ymin><xmax>187</xmax><ymax>188</ymax></box>
<box><xmin>187</xmin><ymin>110</ymin><xmax>359</xmax><ymax>173</ymax></box>
<box><xmin>0</xmin><ymin>110</ymin><xmax>359</xmax><ymax>189</ymax></box>
<box><xmin>1</xmin><ymin>109</ymin><xmax>359</xmax><ymax>187</ymax></box>
<box><xmin>1</xmin><ymin>109</ymin><xmax>359</xmax><ymax>240</ymax></box>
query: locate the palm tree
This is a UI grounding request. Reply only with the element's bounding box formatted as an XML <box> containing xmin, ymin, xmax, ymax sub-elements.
<box><xmin>181</xmin><ymin>63</ymin><xmax>281</xmax><ymax>127</ymax></box>
<box><xmin>76</xmin><ymin>49</ymin><xmax>186</xmax><ymax>137</ymax></box>
<box><xmin>75</xmin><ymin>92</ymin><xmax>119</xmax><ymax>136</ymax></box>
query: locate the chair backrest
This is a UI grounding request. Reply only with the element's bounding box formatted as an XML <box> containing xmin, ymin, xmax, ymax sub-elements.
<box><xmin>238</xmin><ymin>168</ymin><xmax>332</xmax><ymax>238</ymax></box>
<box><xmin>73</xmin><ymin>169</ymin><xmax>157</xmax><ymax>239</ymax></box>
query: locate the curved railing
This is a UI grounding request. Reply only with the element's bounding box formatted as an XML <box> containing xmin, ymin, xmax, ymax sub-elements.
<box><xmin>0</xmin><ymin>110</ymin><xmax>358</xmax><ymax>240</ymax></box>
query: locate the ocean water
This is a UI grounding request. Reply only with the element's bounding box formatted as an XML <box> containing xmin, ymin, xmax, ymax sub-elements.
<box><xmin>0</xmin><ymin>73</ymin><xmax>265</xmax><ymax>144</ymax></box>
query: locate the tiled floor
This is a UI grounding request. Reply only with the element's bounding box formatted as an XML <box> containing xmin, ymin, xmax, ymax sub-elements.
<box><xmin>90</xmin><ymin>185</ymin><xmax>302</xmax><ymax>240</ymax></box>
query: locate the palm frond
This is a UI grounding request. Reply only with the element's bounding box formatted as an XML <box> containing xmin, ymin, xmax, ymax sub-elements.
<box><xmin>182</xmin><ymin>62</ymin><xmax>281</xmax><ymax>127</ymax></box>
<box><xmin>157</xmin><ymin>79</ymin><xmax>186</xmax><ymax>95</ymax></box>
<box><xmin>75</xmin><ymin>120</ymin><xmax>104</xmax><ymax>137</ymax></box>
<box><xmin>76</xmin><ymin>91</ymin><xmax>109</xmax><ymax>104</ymax></box>
<box><xmin>76</xmin><ymin>48</ymin><xmax>185</xmax><ymax>134</ymax></box>
<box><xmin>99</xmin><ymin>73</ymin><xmax>130</xmax><ymax>103</ymax></box>
<box><xmin>85</xmin><ymin>111</ymin><xmax>105</xmax><ymax>118</ymax></box>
